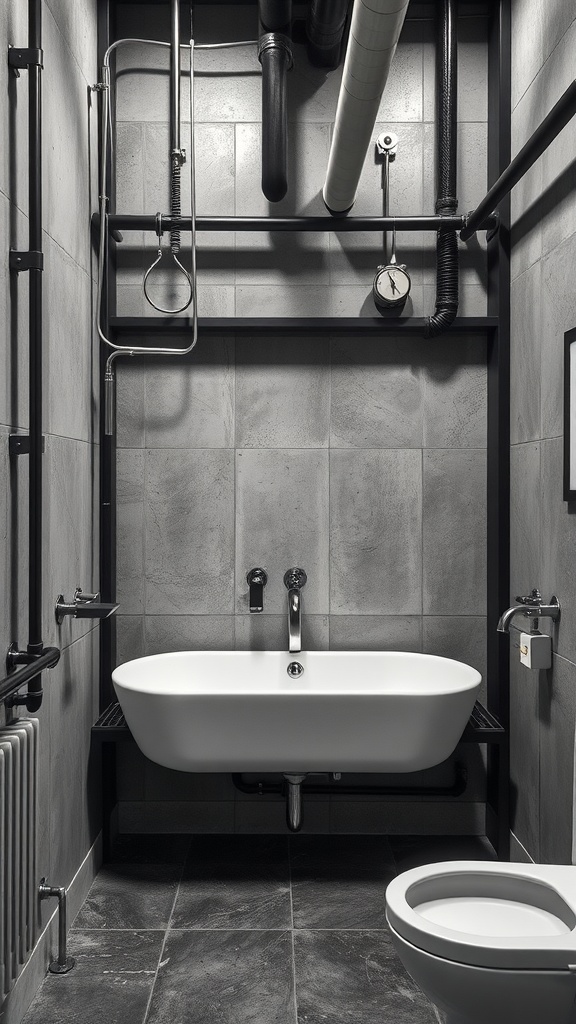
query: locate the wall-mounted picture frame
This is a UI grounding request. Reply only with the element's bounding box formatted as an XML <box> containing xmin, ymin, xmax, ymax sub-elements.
<box><xmin>564</xmin><ymin>327</ymin><xmax>576</xmax><ymax>501</ymax></box>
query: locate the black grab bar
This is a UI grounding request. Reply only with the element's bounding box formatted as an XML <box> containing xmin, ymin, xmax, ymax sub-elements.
<box><xmin>0</xmin><ymin>647</ymin><xmax>61</xmax><ymax>707</ymax></box>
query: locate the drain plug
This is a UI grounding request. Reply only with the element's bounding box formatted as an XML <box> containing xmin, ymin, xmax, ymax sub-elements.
<box><xmin>287</xmin><ymin>661</ymin><xmax>304</xmax><ymax>678</ymax></box>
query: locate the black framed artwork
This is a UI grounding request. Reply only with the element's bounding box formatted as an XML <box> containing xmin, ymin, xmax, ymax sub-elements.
<box><xmin>564</xmin><ymin>327</ymin><xmax>576</xmax><ymax>501</ymax></box>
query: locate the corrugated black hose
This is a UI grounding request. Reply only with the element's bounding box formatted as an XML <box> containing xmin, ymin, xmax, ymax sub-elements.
<box><xmin>426</xmin><ymin>0</ymin><xmax>458</xmax><ymax>338</ymax></box>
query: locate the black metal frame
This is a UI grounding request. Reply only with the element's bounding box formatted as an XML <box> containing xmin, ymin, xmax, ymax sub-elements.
<box><xmin>102</xmin><ymin>213</ymin><xmax>497</xmax><ymax>233</ymax></box>
<box><xmin>3</xmin><ymin>0</ymin><xmax>56</xmax><ymax>712</ymax></box>
<box><xmin>564</xmin><ymin>328</ymin><xmax>576</xmax><ymax>502</ymax></box>
<box><xmin>96</xmin><ymin>0</ymin><xmax>515</xmax><ymax>860</ymax></box>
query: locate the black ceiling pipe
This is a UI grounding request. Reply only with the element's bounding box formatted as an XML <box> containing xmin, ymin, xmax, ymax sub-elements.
<box><xmin>425</xmin><ymin>0</ymin><xmax>459</xmax><ymax>338</ymax></box>
<box><xmin>258</xmin><ymin>1</ymin><xmax>293</xmax><ymax>203</ymax></box>
<box><xmin>306</xmin><ymin>0</ymin><xmax>350</xmax><ymax>68</ymax></box>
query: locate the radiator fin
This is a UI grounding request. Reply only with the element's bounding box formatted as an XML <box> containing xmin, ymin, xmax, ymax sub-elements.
<box><xmin>0</xmin><ymin>718</ymin><xmax>39</xmax><ymax>996</ymax></box>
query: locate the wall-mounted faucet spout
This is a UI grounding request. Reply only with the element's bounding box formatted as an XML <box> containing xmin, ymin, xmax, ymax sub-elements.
<box><xmin>284</xmin><ymin>568</ymin><xmax>307</xmax><ymax>653</ymax></box>
<box><xmin>497</xmin><ymin>589</ymin><xmax>561</xmax><ymax>634</ymax></box>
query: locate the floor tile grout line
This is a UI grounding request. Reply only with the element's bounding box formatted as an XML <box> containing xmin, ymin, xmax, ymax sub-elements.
<box><xmin>141</xmin><ymin>839</ymin><xmax>192</xmax><ymax>1024</ymax></box>
<box><xmin>287</xmin><ymin>839</ymin><xmax>299</xmax><ymax>1024</ymax></box>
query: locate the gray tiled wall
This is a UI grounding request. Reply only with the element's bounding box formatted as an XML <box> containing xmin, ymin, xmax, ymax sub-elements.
<box><xmin>113</xmin><ymin>4</ymin><xmax>490</xmax><ymax>833</ymax></box>
<box><xmin>0</xmin><ymin>0</ymin><xmax>100</xmax><ymax>1017</ymax></box>
<box><xmin>509</xmin><ymin>0</ymin><xmax>576</xmax><ymax>864</ymax></box>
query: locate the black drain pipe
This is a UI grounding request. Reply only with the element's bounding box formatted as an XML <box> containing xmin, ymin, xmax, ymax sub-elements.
<box><xmin>306</xmin><ymin>0</ymin><xmax>350</xmax><ymax>68</ymax></box>
<box><xmin>258</xmin><ymin>1</ymin><xmax>293</xmax><ymax>203</ymax></box>
<box><xmin>425</xmin><ymin>0</ymin><xmax>459</xmax><ymax>338</ymax></box>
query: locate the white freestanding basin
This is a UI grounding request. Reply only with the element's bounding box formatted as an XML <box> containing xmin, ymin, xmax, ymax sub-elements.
<box><xmin>112</xmin><ymin>651</ymin><xmax>481</xmax><ymax>773</ymax></box>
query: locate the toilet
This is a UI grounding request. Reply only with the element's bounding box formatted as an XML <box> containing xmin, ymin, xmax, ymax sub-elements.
<box><xmin>385</xmin><ymin>860</ymin><xmax>576</xmax><ymax>1024</ymax></box>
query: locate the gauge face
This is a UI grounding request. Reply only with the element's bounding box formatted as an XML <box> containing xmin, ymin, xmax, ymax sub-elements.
<box><xmin>373</xmin><ymin>264</ymin><xmax>411</xmax><ymax>309</ymax></box>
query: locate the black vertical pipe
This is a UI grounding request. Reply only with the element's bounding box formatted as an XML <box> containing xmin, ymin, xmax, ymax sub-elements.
<box><xmin>258</xmin><ymin>0</ymin><xmax>292</xmax><ymax>204</ymax></box>
<box><xmin>425</xmin><ymin>0</ymin><xmax>459</xmax><ymax>338</ymax></box>
<box><xmin>26</xmin><ymin>0</ymin><xmax>44</xmax><ymax>712</ymax></box>
<box><xmin>306</xmin><ymin>0</ymin><xmax>350</xmax><ymax>68</ymax></box>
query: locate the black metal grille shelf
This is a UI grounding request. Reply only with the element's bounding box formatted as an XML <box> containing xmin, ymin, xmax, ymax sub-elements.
<box><xmin>92</xmin><ymin>699</ymin><xmax>506</xmax><ymax>744</ymax></box>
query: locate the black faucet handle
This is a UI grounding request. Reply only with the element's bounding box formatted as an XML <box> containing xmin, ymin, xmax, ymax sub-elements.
<box><xmin>514</xmin><ymin>588</ymin><xmax>542</xmax><ymax>605</ymax></box>
<box><xmin>247</xmin><ymin>568</ymin><xmax>268</xmax><ymax>612</ymax></box>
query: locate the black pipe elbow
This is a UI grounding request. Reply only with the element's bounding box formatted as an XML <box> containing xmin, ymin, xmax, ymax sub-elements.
<box><xmin>425</xmin><ymin>223</ymin><xmax>459</xmax><ymax>338</ymax></box>
<box><xmin>259</xmin><ymin>33</ymin><xmax>293</xmax><ymax>203</ymax></box>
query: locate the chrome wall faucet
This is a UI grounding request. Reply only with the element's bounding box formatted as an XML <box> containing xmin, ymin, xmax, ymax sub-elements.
<box><xmin>284</xmin><ymin>568</ymin><xmax>307</xmax><ymax>653</ymax></box>
<box><xmin>497</xmin><ymin>588</ymin><xmax>561</xmax><ymax>634</ymax></box>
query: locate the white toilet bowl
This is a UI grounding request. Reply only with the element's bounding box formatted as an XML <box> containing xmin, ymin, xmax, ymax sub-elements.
<box><xmin>385</xmin><ymin>860</ymin><xmax>576</xmax><ymax>1024</ymax></box>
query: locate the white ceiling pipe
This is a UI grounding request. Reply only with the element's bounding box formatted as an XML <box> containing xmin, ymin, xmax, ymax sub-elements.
<box><xmin>323</xmin><ymin>0</ymin><xmax>410</xmax><ymax>213</ymax></box>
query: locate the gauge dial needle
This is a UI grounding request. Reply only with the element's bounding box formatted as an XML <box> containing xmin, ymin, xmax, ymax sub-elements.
<box><xmin>387</xmin><ymin>272</ymin><xmax>399</xmax><ymax>294</ymax></box>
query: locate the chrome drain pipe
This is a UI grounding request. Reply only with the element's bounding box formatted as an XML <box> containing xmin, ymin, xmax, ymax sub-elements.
<box><xmin>284</xmin><ymin>773</ymin><xmax>307</xmax><ymax>832</ymax></box>
<box><xmin>38</xmin><ymin>879</ymin><xmax>75</xmax><ymax>974</ymax></box>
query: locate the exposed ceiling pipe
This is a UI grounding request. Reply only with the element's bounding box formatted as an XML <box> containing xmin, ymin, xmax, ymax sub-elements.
<box><xmin>258</xmin><ymin>0</ymin><xmax>293</xmax><ymax>203</ymax></box>
<box><xmin>323</xmin><ymin>0</ymin><xmax>410</xmax><ymax>214</ymax></box>
<box><xmin>306</xmin><ymin>0</ymin><xmax>351</xmax><ymax>68</ymax></box>
<box><xmin>425</xmin><ymin>0</ymin><xmax>458</xmax><ymax>337</ymax></box>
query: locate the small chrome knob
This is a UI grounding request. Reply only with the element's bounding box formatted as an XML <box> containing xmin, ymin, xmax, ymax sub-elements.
<box><xmin>284</xmin><ymin>568</ymin><xmax>307</xmax><ymax>590</ymax></box>
<box><xmin>287</xmin><ymin>661</ymin><xmax>304</xmax><ymax>678</ymax></box>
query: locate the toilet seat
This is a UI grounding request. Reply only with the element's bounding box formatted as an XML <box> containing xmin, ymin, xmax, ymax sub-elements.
<box><xmin>386</xmin><ymin>861</ymin><xmax>576</xmax><ymax>970</ymax></box>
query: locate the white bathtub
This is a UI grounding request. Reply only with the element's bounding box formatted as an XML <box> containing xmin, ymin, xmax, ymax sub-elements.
<box><xmin>112</xmin><ymin>650</ymin><xmax>481</xmax><ymax>773</ymax></box>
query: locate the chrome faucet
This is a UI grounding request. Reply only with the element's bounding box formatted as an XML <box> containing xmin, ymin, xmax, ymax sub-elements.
<box><xmin>497</xmin><ymin>589</ymin><xmax>561</xmax><ymax>634</ymax></box>
<box><xmin>284</xmin><ymin>568</ymin><xmax>307</xmax><ymax>653</ymax></box>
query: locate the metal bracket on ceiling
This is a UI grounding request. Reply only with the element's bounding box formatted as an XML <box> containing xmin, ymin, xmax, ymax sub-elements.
<box><xmin>9</xmin><ymin>250</ymin><xmax>44</xmax><ymax>272</ymax></box>
<box><xmin>8</xmin><ymin>46</ymin><xmax>44</xmax><ymax>77</ymax></box>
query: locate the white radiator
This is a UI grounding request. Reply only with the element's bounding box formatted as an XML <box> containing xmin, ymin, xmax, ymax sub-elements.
<box><xmin>0</xmin><ymin>718</ymin><xmax>39</xmax><ymax>996</ymax></box>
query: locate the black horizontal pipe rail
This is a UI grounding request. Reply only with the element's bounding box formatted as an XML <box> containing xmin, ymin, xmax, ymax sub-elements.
<box><xmin>0</xmin><ymin>647</ymin><xmax>60</xmax><ymax>706</ymax></box>
<box><xmin>232</xmin><ymin>763</ymin><xmax>467</xmax><ymax>798</ymax></box>
<box><xmin>461</xmin><ymin>78</ymin><xmax>576</xmax><ymax>241</ymax></box>
<box><xmin>98</xmin><ymin>213</ymin><xmax>498</xmax><ymax>234</ymax></box>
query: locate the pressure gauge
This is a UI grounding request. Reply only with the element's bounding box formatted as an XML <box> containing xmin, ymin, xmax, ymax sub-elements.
<box><xmin>373</xmin><ymin>262</ymin><xmax>411</xmax><ymax>311</ymax></box>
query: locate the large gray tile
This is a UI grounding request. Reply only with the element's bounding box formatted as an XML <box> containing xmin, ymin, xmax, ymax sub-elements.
<box><xmin>172</xmin><ymin>835</ymin><xmax>291</xmax><ymax>929</ymax></box>
<box><xmin>116</xmin><ymin>362</ymin><xmax>146</xmax><ymax>448</ymax></box>
<box><xmin>541</xmin><ymin>235</ymin><xmax>576</xmax><ymax>441</ymax></box>
<box><xmin>44</xmin><ymin>436</ymin><xmax>99</xmax><ymax>648</ymax></box>
<box><xmin>117</xmin><ymin>449</ymin><xmax>145</xmax><ymax>615</ymax></box>
<box><xmin>293</xmin><ymin>930</ymin><xmax>440</xmax><ymax>1024</ymax></box>
<box><xmin>510</xmin><ymin>651</ymin><xmax>540</xmax><ymax>861</ymax></box>
<box><xmin>511</xmin><ymin>0</ymin><xmax>544</xmax><ymax>110</ymax></box>
<box><xmin>49</xmin><ymin>631</ymin><xmax>100</xmax><ymax>893</ymax></box>
<box><xmin>541</xmin><ymin>437</ymin><xmax>576</xmax><ymax>664</ymax></box>
<box><xmin>330</xmin><ymin>449</ymin><xmax>422</xmax><ymax>615</ymax></box>
<box><xmin>74</xmin><ymin>863</ymin><xmax>180</xmax><ymax>929</ymax></box>
<box><xmin>235</xmin><ymin>449</ymin><xmax>329</xmax><ymax>614</ymax></box>
<box><xmin>330</xmin><ymin>338</ymin><xmax>423</xmax><ymax>449</ymax></box>
<box><xmin>145</xmin><ymin>449</ymin><xmax>235</xmax><ymax>614</ymax></box>
<box><xmin>235</xmin><ymin>230</ymin><xmax>329</xmax><ymax>288</ymax></box>
<box><xmin>116</xmin><ymin>615</ymin><xmax>144</xmax><ymax>665</ymax></box>
<box><xmin>22</xmin><ymin>930</ymin><xmax>163</xmax><ymax>1024</ymax></box>
<box><xmin>290</xmin><ymin>836</ymin><xmax>395</xmax><ymax>929</ymax></box>
<box><xmin>144</xmin><ymin>614</ymin><xmax>235</xmax><ymax>653</ymax></box>
<box><xmin>329</xmin><ymin>616</ymin><xmax>422</xmax><ymax>652</ymax></box>
<box><xmin>510</xmin><ymin>442</ymin><xmax>541</xmax><ymax>599</ymax></box>
<box><xmin>235</xmin><ymin>614</ymin><xmax>329</xmax><ymax>651</ymax></box>
<box><xmin>511</xmin><ymin>262</ymin><xmax>542</xmax><ymax>445</ymax></box>
<box><xmin>510</xmin><ymin>82</ymin><xmax>543</xmax><ymax>280</ymax></box>
<box><xmin>539</xmin><ymin>654</ymin><xmax>576</xmax><ymax>865</ymax></box>
<box><xmin>235</xmin><ymin>122</ymin><xmax>331</xmax><ymax>217</ymax></box>
<box><xmin>423</xmin><ymin>616</ymin><xmax>487</xmax><ymax>704</ymax></box>
<box><xmin>236</xmin><ymin>336</ymin><xmax>330</xmax><ymax>448</ymax></box>
<box><xmin>390</xmin><ymin>834</ymin><xmax>496</xmax><ymax>872</ymax></box>
<box><xmin>423</xmin><ymin>15</ymin><xmax>488</xmax><ymax>123</ymax></box>
<box><xmin>423</xmin><ymin>449</ymin><xmax>487</xmax><ymax>615</ymax></box>
<box><xmin>422</xmin><ymin>335</ymin><xmax>487</xmax><ymax>448</ymax></box>
<box><xmin>144</xmin><ymin>341</ymin><xmax>234</xmax><ymax>448</ymax></box>
<box><xmin>146</xmin><ymin>930</ymin><xmax>295</xmax><ymax>1024</ymax></box>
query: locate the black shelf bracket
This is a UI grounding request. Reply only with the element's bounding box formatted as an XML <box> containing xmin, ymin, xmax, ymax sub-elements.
<box><xmin>9</xmin><ymin>250</ymin><xmax>44</xmax><ymax>272</ymax></box>
<box><xmin>8</xmin><ymin>46</ymin><xmax>43</xmax><ymax>72</ymax></box>
<box><xmin>9</xmin><ymin>434</ymin><xmax>46</xmax><ymax>457</ymax></box>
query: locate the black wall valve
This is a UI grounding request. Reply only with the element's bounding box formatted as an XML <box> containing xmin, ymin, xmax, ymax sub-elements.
<box><xmin>247</xmin><ymin>568</ymin><xmax>268</xmax><ymax>612</ymax></box>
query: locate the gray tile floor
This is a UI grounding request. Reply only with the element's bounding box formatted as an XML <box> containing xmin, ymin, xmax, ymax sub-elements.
<box><xmin>23</xmin><ymin>833</ymin><xmax>495</xmax><ymax>1024</ymax></box>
